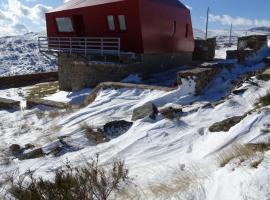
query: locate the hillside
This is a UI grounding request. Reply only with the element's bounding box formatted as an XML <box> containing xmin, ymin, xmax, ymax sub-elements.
<box><xmin>0</xmin><ymin>33</ymin><xmax>270</xmax><ymax>199</ymax></box>
<box><xmin>0</xmin><ymin>32</ymin><xmax>56</xmax><ymax>77</ymax></box>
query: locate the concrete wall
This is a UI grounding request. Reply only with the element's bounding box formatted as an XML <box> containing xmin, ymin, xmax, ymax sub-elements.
<box><xmin>58</xmin><ymin>52</ymin><xmax>192</xmax><ymax>91</ymax></box>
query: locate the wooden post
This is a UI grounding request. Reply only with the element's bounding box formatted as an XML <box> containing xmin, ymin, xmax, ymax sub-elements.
<box><xmin>205</xmin><ymin>7</ymin><xmax>210</xmax><ymax>40</ymax></box>
<box><xmin>229</xmin><ymin>23</ymin><xmax>233</xmax><ymax>45</ymax></box>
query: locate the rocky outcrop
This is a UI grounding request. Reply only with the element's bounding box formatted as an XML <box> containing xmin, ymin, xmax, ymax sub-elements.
<box><xmin>209</xmin><ymin>116</ymin><xmax>245</xmax><ymax>132</ymax></box>
<box><xmin>159</xmin><ymin>106</ymin><xmax>183</xmax><ymax>120</ymax></box>
<box><xmin>104</xmin><ymin>120</ymin><xmax>133</xmax><ymax>138</ymax></box>
<box><xmin>132</xmin><ymin>102</ymin><xmax>159</xmax><ymax>121</ymax></box>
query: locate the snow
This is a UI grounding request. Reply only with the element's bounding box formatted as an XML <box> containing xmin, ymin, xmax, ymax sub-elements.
<box><xmin>44</xmin><ymin>88</ymin><xmax>92</xmax><ymax>105</ymax></box>
<box><xmin>0</xmin><ymin>29</ymin><xmax>270</xmax><ymax>199</ymax></box>
<box><xmin>0</xmin><ymin>32</ymin><xmax>57</xmax><ymax>77</ymax></box>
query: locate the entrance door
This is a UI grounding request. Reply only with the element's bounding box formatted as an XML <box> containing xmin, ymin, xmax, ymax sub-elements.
<box><xmin>73</xmin><ymin>15</ymin><xmax>85</xmax><ymax>36</ymax></box>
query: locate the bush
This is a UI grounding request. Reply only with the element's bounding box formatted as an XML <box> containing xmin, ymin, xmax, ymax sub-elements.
<box><xmin>8</xmin><ymin>155</ymin><xmax>129</xmax><ymax>200</ymax></box>
<box><xmin>255</xmin><ymin>91</ymin><xmax>270</xmax><ymax>108</ymax></box>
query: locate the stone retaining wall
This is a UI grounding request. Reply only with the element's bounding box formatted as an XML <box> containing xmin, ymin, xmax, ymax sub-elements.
<box><xmin>58</xmin><ymin>52</ymin><xmax>193</xmax><ymax>91</ymax></box>
<box><xmin>0</xmin><ymin>72</ymin><xmax>58</xmax><ymax>88</ymax></box>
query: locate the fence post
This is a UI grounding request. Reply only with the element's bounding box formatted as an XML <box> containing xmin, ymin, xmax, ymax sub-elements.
<box><xmin>101</xmin><ymin>38</ymin><xmax>104</xmax><ymax>56</ymax></box>
<box><xmin>118</xmin><ymin>38</ymin><xmax>121</xmax><ymax>57</ymax></box>
<box><xmin>58</xmin><ymin>38</ymin><xmax>60</xmax><ymax>51</ymax></box>
<box><xmin>70</xmin><ymin>38</ymin><xmax>72</xmax><ymax>54</ymax></box>
<box><xmin>84</xmin><ymin>38</ymin><xmax>87</xmax><ymax>57</ymax></box>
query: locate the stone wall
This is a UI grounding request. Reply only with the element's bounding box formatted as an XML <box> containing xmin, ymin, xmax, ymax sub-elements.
<box><xmin>177</xmin><ymin>65</ymin><xmax>221</xmax><ymax>95</ymax></box>
<box><xmin>237</xmin><ymin>35</ymin><xmax>268</xmax><ymax>51</ymax></box>
<box><xmin>193</xmin><ymin>38</ymin><xmax>216</xmax><ymax>61</ymax></box>
<box><xmin>226</xmin><ymin>50</ymin><xmax>255</xmax><ymax>62</ymax></box>
<box><xmin>0</xmin><ymin>72</ymin><xmax>58</xmax><ymax>88</ymax></box>
<box><xmin>58</xmin><ymin>52</ymin><xmax>193</xmax><ymax>91</ymax></box>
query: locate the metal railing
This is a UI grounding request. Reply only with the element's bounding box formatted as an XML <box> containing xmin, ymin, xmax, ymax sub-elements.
<box><xmin>38</xmin><ymin>37</ymin><xmax>121</xmax><ymax>56</ymax></box>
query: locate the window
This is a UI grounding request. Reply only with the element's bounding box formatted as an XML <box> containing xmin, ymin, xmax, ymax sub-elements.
<box><xmin>172</xmin><ymin>20</ymin><xmax>176</xmax><ymax>35</ymax></box>
<box><xmin>56</xmin><ymin>17</ymin><xmax>74</xmax><ymax>33</ymax></box>
<box><xmin>118</xmin><ymin>15</ymin><xmax>127</xmax><ymax>31</ymax></box>
<box><xmin>185</xmin><ymin>24</ymin><xmax>189</xmax><ymax>38</ymax></box>
<box><xmin>107</xmin><ymin>15</ymin><xmax>115</xmax><ymax>31</ymax></box>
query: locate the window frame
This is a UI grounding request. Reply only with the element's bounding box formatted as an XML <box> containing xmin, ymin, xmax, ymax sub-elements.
<box><xmin>118</xmin><ymin>15</ymin><xmax>127</xmax><ymax>32</ymax></box>
<box><xmin>107</xmin><ymin>15</ymin><xmax>116</xmax><ymax>31</ymax></box>
<box><xmin>172</xmin><ymin>20</ymin><xmax>176</xmax><ymax>36</ymax></box>
<box><xmin>185</xmin><ymin>24</ymin><xmax>189</xmax><ymax>38</ymax></box>
<box><xmin>55</xmin><ymin>17</ymin><xmax>74</xmax><ymax>33</ymax></box>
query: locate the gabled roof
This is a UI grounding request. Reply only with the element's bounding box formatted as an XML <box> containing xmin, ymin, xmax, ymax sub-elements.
<box><xmin>48</xmin><ymin>0</ymin><xmax>188</xmax><ymax>13</ymax></box>
<box><xmin>48</xmin><ymin>0</ymin><xmax>125</xmax><ymax>13</ymax></box>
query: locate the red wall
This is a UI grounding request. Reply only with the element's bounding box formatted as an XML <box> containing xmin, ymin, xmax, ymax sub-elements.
<box><xmin>139</xmin><ymin>0</ymin><xmax>194</xmax><ymax>53</ymax></box>
<box><xmin>46</xmin><ymin>0</ymin><xmax>143</xmax><ymax>53</ymax></box>
<box><xmin>46</xmin><ymin>0</ymin><xmax>194</xmax><ymax>54</ymax></box>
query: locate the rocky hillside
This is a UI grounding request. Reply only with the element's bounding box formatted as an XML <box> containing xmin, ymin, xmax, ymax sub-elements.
<box><xmin>0</xmin><ymin>32</ymin><xmax>56</xmax><ymax>77</ymax></box>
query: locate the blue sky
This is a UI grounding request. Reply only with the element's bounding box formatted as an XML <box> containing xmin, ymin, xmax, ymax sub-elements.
<box><xmin>0</xmin><ymin>0</ymin><xmax>270</xmax><ymax>36</ymax></box>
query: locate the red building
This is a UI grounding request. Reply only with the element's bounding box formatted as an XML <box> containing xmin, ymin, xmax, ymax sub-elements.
<box><xmin>43</xmin><ymin>0</ymin><xmax>195</xmax><ymax>91</ymax></box>
<box><xmin>45</xmin><ymin>0</ymin><xmax>194</xmax><ymax>54</ymax></box>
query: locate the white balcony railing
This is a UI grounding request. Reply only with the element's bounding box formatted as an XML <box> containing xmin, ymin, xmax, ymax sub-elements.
<box><xmin>38</xmin><ymin>37</ymin><xmax>121</xmax><ymax>56</ymax></box>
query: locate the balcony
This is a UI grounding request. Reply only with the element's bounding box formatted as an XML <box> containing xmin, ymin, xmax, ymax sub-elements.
<box><xmin>38</xmin><ymin>37</ymin><xmax>121</xmax><ymax>57</ymax></box>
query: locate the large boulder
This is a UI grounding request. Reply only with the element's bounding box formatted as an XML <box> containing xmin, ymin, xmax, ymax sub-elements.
<box><xmin>9</xmin><ymin>144</ymin><xmax>23</xmax><ymax>156</ymax></box>
<box><xmin>159</xmin><ymin>106</ymin><xmax>183</xmax><ymax>120</ymax></box>
<box><xmin>131</xmin><ymin>102</ymin><xmax>159</xmax><ymax>121</ymax></box>
<box><xmin>104</xmin><ymin>120</ymin><xmax>133</xmax><ymax>138</ymax></box>
<box><xmin>19</xmin><ymin>148</ymin><xmax>45</xmax><ymax>160</ymax></box>
<box><xmin>209</xmin><ymin>116</ymin><xmax>245</xmax><ymax>132</ymax></box>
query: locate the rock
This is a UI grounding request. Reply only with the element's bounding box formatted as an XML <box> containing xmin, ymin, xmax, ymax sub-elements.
<box><xmin>104</xmin><ymin>120</ymin><xmax>133</xmax><ymax>138</ymax></box>
<box><xmin>209</xmin><ymin>116</ymin><xmax>245</xmax><ymax>132</ymax></box>
<box><xmin>9</xmin><ymin>144</ymin><xmax>22</xmax><ymax>156</ymax></box>
<box><xmin>19</xmin><ymin>148</ymin><xmax>45</xmax><ymax>160</ymax></box>
<box><xmin>24</xmin><ymin>143</ymin><xmax>35</xmax><ymax>149</ymax></box>
<box><xmin>232</xmin><ymin>88</ymin><xmax>247</xmax><ymax>95</ymax></box>
<box><xmin>159</xmin><ymin>106</ymin><xmax>183</xmax><ymax>120</ymax></box>
<box><xmin>131</xmin><ymin>102</ymin><xmax>159</xmax><ymax>121</ymax></box>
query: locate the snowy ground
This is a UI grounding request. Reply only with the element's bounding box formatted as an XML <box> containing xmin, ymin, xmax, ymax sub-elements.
<box><xmin>0</xmin><ymin>44</ymin><xmax>270</xmax><ymax>199</ymax></box>
<box><xmin>0</xmin><ymin>29</ymin><xmax>270</xmax><ymax>199</ymax></box>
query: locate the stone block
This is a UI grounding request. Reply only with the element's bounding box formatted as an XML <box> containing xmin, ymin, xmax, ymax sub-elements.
<box><xmin>0</xmin><ymin>97</ymin><xmax>20</xmax><ymax>110</ymax></box>
<box><xmin>193</xmin><ymin>38</ymin><xmax>216</xmax><ymax>61</ymax></box>
<box><xmin>238</xmin><ymin>35</ymin><xmax>268</xmax><ymax>51</ymax></box>
<box><xmin>177</xmin><ymin>67</ymin><xmax>221</xmax><ymax>95</ymax></box>
<box><xmin>226</xmin><ymin>50</ymin><xmax>255</xmax><ymax>62</ymax></box>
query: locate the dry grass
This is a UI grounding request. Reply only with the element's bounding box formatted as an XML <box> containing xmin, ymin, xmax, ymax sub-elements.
<box><xmin>7</xmin><ymin>155</ymin><xmax>129</xmax><ymax>200</ymax></box>
<box><xmin>147</xmin><ymin>166</ymin><xmax>206</xmax><ymax>199</ymax></box>
<box><xmin>218</xmin><ymin>142</ymin><xmax>270</xmax><ymax>168</ymax></box>
<box><xmin>26</xmin><ymin>82</ymin><xmax>59</xmax><ymax>101</ymax></box>
<box><xmin>254</xmin><ymin>90</ymin><xmax>270</xmax><ymax>109</ymax></box>
<box><xmin>80</xmin><ymin>123</ymin><xmax>108</xmax><ymax>144</ymax></box>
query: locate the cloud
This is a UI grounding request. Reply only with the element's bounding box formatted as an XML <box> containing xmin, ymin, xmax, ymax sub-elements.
<box><xmin>0</xmin><ymin>0</ymin><xmax>52</xmax><ymax>36</ymax></box>
<box><xmin>209</xmin><ymin>13</ymin><xmax>270</xmax><ymax>27</ymax></box>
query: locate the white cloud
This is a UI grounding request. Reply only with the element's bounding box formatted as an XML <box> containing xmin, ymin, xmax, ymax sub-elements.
<box><xmin>0</xmin><ymin>0</ymin><xmax>52</xmax><ymax>36</ymax></box>
<box><xmin>209</xmin><ymin>13</ymin><xmax>270</xmax><ymax>27</ymax></box>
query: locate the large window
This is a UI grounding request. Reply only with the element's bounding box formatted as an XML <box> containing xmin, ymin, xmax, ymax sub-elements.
<box><xmin>118</xmin><ymin>15</ymin><xmax>127</xmax><ymax>31</ymax></box>
<box><xmin>56</xmin><ymin>17</ymin><xmax>74</xmax><ymax>33</ymax></box>
<box><xmin>107</xmin><ymin>15</ymin><xmax>115</xmax><ymax>31</ymax></box>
